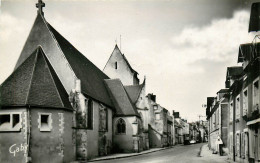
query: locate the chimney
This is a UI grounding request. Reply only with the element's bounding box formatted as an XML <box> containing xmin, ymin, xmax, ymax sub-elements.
<box><xmin>75</xmin><ymin>79</ymin><xmax>81</xmax><ymax>93</ymax></box>
<box><xmin>249</xmin><ymin>2</ymin><xmax>260</xmax><ymax>33</ymax></box>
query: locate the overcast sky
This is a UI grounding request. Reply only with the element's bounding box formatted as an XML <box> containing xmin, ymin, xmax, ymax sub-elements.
<box><xmin>0</xmin><ymin>0</ymin><xmax>258</xmax><ymax>121</ymax></box>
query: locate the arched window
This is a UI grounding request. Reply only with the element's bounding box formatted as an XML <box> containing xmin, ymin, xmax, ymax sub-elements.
<box><xmin>116</xmin><ymin>118</ymin><xmax>126</xmax><ymax>134</ymax></box>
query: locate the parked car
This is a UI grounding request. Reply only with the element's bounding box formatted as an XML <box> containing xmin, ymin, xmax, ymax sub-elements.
<box><xmin>190</xmin><ymin>140</ymin><xmax>196</xmax><ymax>144</ymax></box>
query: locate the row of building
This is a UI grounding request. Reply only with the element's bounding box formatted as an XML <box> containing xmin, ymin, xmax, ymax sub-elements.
<box><xmin>206</xmin><ymin>3</ymin><xmax>260</xmax><ymax>163</ymax></box>
<box><xmin>0</xmin><ymin>1</ymin><xmax>196</xmax><ymax>163</ymax></box>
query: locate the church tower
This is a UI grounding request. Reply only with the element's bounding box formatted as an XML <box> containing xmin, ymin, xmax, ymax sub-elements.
<box><xmin>103</xmin><ymin>45</ymin><xmax>140</xmax><ymax>85</ymax></box>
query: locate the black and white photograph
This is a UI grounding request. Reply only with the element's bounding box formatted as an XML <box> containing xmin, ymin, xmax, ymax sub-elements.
<box><xmin>0</xmin><ymin>0</ymin><xmax>260</xmax><ymax>162</ymax></box>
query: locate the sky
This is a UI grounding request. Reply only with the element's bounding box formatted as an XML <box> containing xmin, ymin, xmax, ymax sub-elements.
<box><xmin>0</xmin><ymin>0</ymin><xmax>258</xmax><ymax>122</ymax></box>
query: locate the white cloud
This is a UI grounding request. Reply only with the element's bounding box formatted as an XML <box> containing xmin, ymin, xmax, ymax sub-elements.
<box><xmin>169</xmin><ymin>10</ymin><xmax>251</xmax><ymax>66</ymax></box>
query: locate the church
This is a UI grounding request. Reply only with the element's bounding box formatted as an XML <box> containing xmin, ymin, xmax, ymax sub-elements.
<box><xmin>0</xmin><ymin>1</ymin><xmax>174</xmax><ymax>162</ymax></box>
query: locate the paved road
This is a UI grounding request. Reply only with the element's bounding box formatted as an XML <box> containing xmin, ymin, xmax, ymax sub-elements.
<box><xmin>95</xmin><ymin>143</ymin><xmax>227</xmax><ymax>163</ymax></box>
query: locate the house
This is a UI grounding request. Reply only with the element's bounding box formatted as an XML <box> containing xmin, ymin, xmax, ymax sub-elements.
<box><xmin>146</xmin><ymin>94</ymin><xmax>173</xmax><ymax>148</ymax></box>
<box><xmin>225</xmin><ymin>66</ymin><xmax>245</xmax><ymax>161</ymax></box>
<box><xmin>206</xmin><ymin>88</ymin><xmax>229</xmax><ymax>154</ymax></box>
<box><xmin>225</xmin><ymin>3</ymin><xmax>260</xmax><ymax>162</ymax></box>
<box><xmin>174</xmin><ymin>115</ymin><xmax>186</xmax><ymax>144</ymax></box>
<box><xmin>173</xmin><ymin>112</ymin><xmax>182</xmax><ymax>144</ymax></box>
<box><xmin>229</xmin><ymin>42</ymin><xmax>260</xmax><ymax>162</ymax></box>
<box><xmin>167</xmin><ymin>111</ymin><xmax>174</xmax><ymax>146</ymax></box>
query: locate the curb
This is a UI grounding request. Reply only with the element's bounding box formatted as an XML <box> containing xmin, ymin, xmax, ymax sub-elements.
<box><xmin>88</xmin><ymin>146</ymin><xmax>175</xmax><ymax>162</ymax></box>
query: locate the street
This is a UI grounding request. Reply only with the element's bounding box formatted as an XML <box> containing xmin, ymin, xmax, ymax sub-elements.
<box><xmin>93</xmin><ymin>143</ymin><xmax>228</xmax><ymax>163</ymax></box>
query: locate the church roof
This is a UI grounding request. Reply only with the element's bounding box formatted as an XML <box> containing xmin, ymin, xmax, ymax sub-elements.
<box><xmin>104</xmin><ymin>79</ymin><xmax>140</xmax><ymax>117</ymax></box>
<box><xmin>0</xmin><ymin>47</ymin><xmax>72</xmax><ymax>110</ymax></box>
<box><xmin>14</xmin><ymin>13</ymin><xmax>113</xmax><ymax>108</ymax></box>
<box><xmin>47</xmin><ymin>24</ymin><xmax>113</xmax><ymax>108</ymax></box>
<box><xmin>124</xmin><ymin>80</ymin><xmax>145</xmax><ymax>104</ymax></box>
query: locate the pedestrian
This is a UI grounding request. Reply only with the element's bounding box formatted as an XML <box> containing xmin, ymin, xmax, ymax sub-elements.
<box><xmin>215</xmin><ymin>136</ymin><xmax>223</xmax><ymax>154</ymax></box>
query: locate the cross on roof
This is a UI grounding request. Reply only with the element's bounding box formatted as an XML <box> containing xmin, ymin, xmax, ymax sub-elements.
<box><xmin>36</xmin><ymin>0</ymin><xmax>45</xmax><ymax>15</ymax></box>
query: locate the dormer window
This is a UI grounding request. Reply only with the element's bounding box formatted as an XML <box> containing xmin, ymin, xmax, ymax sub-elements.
<box><xmin>115</xmin><ymin>62</ymin><xmax>117</xmax><ymax>69</ymax></box>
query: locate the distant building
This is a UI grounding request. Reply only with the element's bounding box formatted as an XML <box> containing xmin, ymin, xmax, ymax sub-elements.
<box><xmin>206</xmin><ymin>88</ymin><xmax>229</xmax><ymax>153</ymax></box>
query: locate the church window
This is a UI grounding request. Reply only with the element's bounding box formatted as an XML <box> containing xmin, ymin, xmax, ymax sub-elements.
<box><xmin>0</xmin><ymin>113</ymin><xmax>21</xmax><ymax>131</ymax></box>
<box><xmin>115</xmin><ymin>62</ymin><xmax>118</xmax><ymax>69</ymax></box>
<box><xmin>116</xmin><ymin>118</ymin><xmax>126</xmax><ymax>134</ymax></box>
<box><xmin>39</xmin><ymin>113</ymin><xmax>52</xmax><ymax>132</ymax></box>
<box><xmin>87</xmin><ymin>99</ymin><xmax>93</xmax><ymax>130</ymax></box>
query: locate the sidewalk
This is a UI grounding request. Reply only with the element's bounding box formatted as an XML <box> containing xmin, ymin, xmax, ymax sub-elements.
<box><xmin>88</xmin><ymin>146</ymin><xmax>176</xmax><ymax>162</ymax></box>
<box><xmin>199</xmin><ymin>144</ymin><xmax>229</xmax><ymax>163</ymax></box>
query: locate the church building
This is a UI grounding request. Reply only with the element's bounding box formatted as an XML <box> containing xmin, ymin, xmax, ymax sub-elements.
<box><xmin>0</xmin><ymin>1</ymin><xmax>175</xmax><ymax>162</ymax></box>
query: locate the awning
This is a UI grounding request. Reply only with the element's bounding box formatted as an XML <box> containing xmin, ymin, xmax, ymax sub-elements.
<box><xmin>247</xmin><ymin>118</ymin><xmax>260</xmax><ymax>125</ymax></box>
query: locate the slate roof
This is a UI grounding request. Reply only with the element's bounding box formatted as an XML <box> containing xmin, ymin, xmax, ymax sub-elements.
<box><xmin>0</xmin><ymin>47</ymin><xmax>72</xmax><ymax>110</ymax></box>
<box><xmin>124</xmin><ymin>81</ymin><xmax>145</xmax><ymax>104</ymax></box>
<box><xmin>226</xmin><ymin>66</ymin><xmax>243</xmax><ymax>79</ymax></box>
<box><xmin>249</xmin><ymin>2</ymin><xmax>260</xmax><ymax>32</ymax></box>
<box><xmin>104</xmin><ymin>79</ymin><xmax>139</xmax><ymax>117</ymax></box>
<box><xmin>217</xmin><ymin>89</ymin><xmax>229</xmax><ymax>94</ymax></box>
<box><xmin>238</xmin><ymin>43</ymin><xmax>252</xmax><ymax>63</ymax></box>
<box><xmin>238</xmin><ymin>42</ymin><xmax>260</xmax><ymax>63</ymax></box>
<box><xmin>47</xmin><ymin>24</ymin><xmax>113</xmax><ymax>108</ymax></box>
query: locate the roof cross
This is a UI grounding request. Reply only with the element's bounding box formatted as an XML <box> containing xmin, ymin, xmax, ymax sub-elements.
<box><xmin>36</xmin><ymin>0</ymin><xmax>45</xmax><ymax>16</ymax></box>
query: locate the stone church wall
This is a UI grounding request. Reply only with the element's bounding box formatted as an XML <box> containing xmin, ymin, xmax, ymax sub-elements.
<box><xmin>87</xmin><ymin>101</ymin><xmax>113</xmax><ymax>160</ymax></box>
<box><xmin>113</xmin><ymin>116</ymin><xmax>140</xmax><ymax>153</ymax></box>
<box><xmin>30</xmin><ymin>108</ymin><xmax>74</xmax><ymax>163</ymax></box>
<box><xmin>0</xmin><ymin>108</ymin><xmax>27</xmax><ymax>163</ymax></box>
